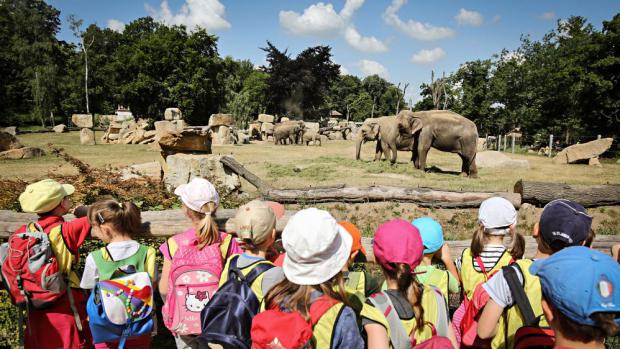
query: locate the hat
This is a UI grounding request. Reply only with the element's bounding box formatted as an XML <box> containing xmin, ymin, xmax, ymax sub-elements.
<box><xmin>478</xmin><ymin>197</ymin><xmax>517</xmax><ymax>231</ymax></box>
<box><xmin>266</xmin><ymin>201</ymin><xmax>285</xmax><ymax>220</ymax></box>
<box><xmin>174</xmin><ymin>178</ymin><xmax>220</xmax><ymax>213</ymax></box>
<box><xmin>530</xmin><ymin>246</ymin><xmax>620</xmax><ymax>326</ymax></box>
<box><xmin>338</xmin><ymin>221</ymin><xmax>366</xmax><ymax>255</ymax></box>
<box><xmin>282</xmin><ymin>208</ymin><xmax>352</xmax><ymax>285</ymax></box>
<box><xmin>539</xmin><ymin>199</ymin><xmax>592</xmax><ymax>248</ymax></box>
<box><xmin>19</xmin><ymin>179</ymin><xmax>75</xmax><ymax>214</ymax></box>
<box><xmin>412</xmin><ymin>217</ymin><xmax>444</xmax><ymax>254</ymax></box>
<box><xmin>373</xmin><ymin>219</ymin><xmax>423</xmax><ymax>271</ymax></box>
<box><xmin>234</xmin><ymin>200</ymin><xmax>276</xmax><ymax>245</ymax></box>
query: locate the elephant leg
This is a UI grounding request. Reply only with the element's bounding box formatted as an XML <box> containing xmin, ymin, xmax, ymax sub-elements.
<box><xmin>417</xmin><ymin>142</ymin><xmax>431</xmax><ymax>171</ymax></box>
<box><xmin>381</xmin><ymin>140</ymin><xmax>391</xmax><ymax>162</ymax></box>
<box><xmin>468</xmin><ymin>152</ymin><xmax>478</xmax><ymax>178</ymax></box>
<box><xmin>459</xmin><ymin>153</ymin><xmax>469</xmax><ymax>176</ymax></box>
<box><xmin>374</xmin><ymin>141</ymin><xmax>383</xmax><ymax>161</ymax></box>
<box><xmin>388</xmin><ymin>142</ymin><xmax>398</xmax><ymax>164</ymax></box>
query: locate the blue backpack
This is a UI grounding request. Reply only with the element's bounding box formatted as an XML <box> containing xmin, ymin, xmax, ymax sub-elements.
<box><xmin>86</xmin><ymin>246</ymin><xmax>154</xmax><ymax>349</ymax></box>
<box><xmin>197</xmin><ymin>255</ymin><xmax>274</xmax><ymax>349</ymax></box>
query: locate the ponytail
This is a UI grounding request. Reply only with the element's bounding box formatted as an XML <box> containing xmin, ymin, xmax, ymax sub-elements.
<box><xmin>195</xmin><ymin>202</ymin><xmax>219</xmax><ymax>249</ymax></box>
<box><xmin>470</xmin><ymin>225</ymin><xmax>485</xmax><ymax>257</ymax></box>
<box><xmin>87</xmin><ymin>200</ymin><xmax>142</xmax><ymax>237</ymax></box>
<box><xmin>384</xmin><ymin>263</ymin><xmax>425</xmax><ymax>334</ymax></box>
<box><xmin>509</xmin><ymin>229</ymin><xmax>525</xmax><ymax>260</ymax></box>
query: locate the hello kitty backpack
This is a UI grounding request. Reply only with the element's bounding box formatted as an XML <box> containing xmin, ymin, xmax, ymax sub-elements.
<box><xmin>162</xmin><ymin>233</ymin><xmax>231</xmax><ymax>335</ymax></box>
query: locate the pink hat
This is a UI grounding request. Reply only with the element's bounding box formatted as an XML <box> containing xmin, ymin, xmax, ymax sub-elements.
<box><xmin>373</xmin><ymin>219</ymin><xmax>423</xmax><ymax>271</ymax></box>
<box><xmin>174</xmin><ymin>178</ymin><xmax>220</xmax><ymax>213</ymax></box>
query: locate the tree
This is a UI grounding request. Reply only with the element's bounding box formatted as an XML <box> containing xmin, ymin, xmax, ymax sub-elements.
<box><xmin>68</xmin><ymin>15</ymin><xmax>95</xmax><ymax>114</ymax></box>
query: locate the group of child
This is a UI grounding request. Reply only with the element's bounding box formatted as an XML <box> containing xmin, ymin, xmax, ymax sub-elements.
<box><xmin>1</xmin><ymin>177</ymin><xmax>619</xmax><ymax>349</ymax></box>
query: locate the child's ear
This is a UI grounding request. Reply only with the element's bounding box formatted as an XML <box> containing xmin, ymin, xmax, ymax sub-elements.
<box><xmin>541</xmin><ymin>298</ymin><xmax>555</xmax><ymax>324</ymax></box>
<box><xmin>532</xmin><ymin>222</ymin><xmax>540</xmax><ymax>238</ymax></box>
<box><xmin>271</xmin><ymin>229</ymin><xmax>277</xmax><ymax>241</ymax></box>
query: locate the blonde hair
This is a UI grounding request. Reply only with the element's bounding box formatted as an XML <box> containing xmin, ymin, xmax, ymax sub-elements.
<box><xmin>87</xmin><ymin>200</ymin><xmax>142</xmax><ymax>237</ymax></box>
<box><xmin>471</xmin><ymin>225</ymin><xmax>525</xmax><ymax>259</ymax></box>
<box><xmin>185</xmin><ymin>202</ymin><xmax>219</xmax><ymax>249</ymax></box>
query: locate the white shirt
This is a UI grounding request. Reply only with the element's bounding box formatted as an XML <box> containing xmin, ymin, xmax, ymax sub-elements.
<box><xmin>80</xmin><ymin>240</ymin><xmax>142</xmax><ymax>289</ymax></box>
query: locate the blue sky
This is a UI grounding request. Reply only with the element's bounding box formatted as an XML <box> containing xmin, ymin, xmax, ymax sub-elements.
<box><xmin>48</xmin><ymin>0</ymin><xmax>619</xmax><ymax>103</ymax></box>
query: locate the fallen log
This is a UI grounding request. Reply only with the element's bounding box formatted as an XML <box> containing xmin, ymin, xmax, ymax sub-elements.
<box><xmin>1</xmin><ymin>210</ymin><xmax>616</xmax><ymax>258</ymax></box>
<box><xmin>515</xmin><ymin>180</ymin><xmax>620</xmax><ymax>207</ymax></box>
<box><xmin>220</xmin><ymin>156</ymin><xmax>521</xmax><ymax>208</ymax></box>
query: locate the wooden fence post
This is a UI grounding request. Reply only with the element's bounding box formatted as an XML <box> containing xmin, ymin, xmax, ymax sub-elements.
<box><xmin>549</xmin><ymin>134</ymin><xmax>553</xmax><ymax>157</ymax></box>
<box><xmin>512</xmin><ymin>134</ymin><xmax>515</xmax><ymax>153</ymax></box>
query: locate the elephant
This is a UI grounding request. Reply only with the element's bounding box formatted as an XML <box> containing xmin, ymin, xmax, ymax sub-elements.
<box><xmin>396</xmin><ymin>110</ymin><xmax>478</xmax><ymax>177</ymax></box>
<box><xmin>303</xmin><ymin>130</ymin><xmax>321</xmax><ymax>146</ymax></box>
<box><xmin>354</xmin><ymin>116</ymin><xmax>414</xmax><ymax>164</ymax></box>
<box><xmin>273</xmin><ymin>121</ymin><xmax>304</xmax><ymax>145</ymax></box>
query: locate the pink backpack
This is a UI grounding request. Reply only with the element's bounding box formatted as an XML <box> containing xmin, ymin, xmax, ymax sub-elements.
<box><xmin>162</xmin><ymin>234</ymin><xmax>229</xmax><ymax>335</ymax></box>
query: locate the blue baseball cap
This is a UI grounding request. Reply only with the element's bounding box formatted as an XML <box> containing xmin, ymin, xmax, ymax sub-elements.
<box><xmin>539</xmin><ymin>199</ymin><xmax>592</xmax><ymax>249</ymax></box>
<box><xmin>412</xmin><ymin>217</ymin><xmax>444</xmax><ymax>254</ymax></box>
<box><xmin>530</xmin><ymin>246</ymin><xmax>620</xmax><ymax>326</ymax></box>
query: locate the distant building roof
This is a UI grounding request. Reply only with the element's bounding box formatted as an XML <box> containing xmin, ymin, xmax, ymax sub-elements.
<box><xmin>330</xmin><ymin>110</ymin><xmax>343</xmax><ymax>117</ymax></box>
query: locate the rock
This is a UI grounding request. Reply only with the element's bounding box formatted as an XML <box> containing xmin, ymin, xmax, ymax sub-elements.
<box><xmin>237</xmin><ymin>133</ymin><xmax>250</xmax><ymax>144</ymax></box>
<box><xmin>280</xmin><ymin>117</ymin><xmax>290</xmax><ymax>122</ymax></box>
<box><xmin>120</xmin><ymin>131</ymin><xmax>134</xmax><ymax>144</ymax></box>
<box><xmin>213</xmin><ymin>125</ymin><xmax>233</xmax><ymax>145</ymax></box>
<box><xmin>164</xmin><ymin>108</ymin><xmax>183</xmax><ymax>121</ymax></box>
<box><xmin>164</xmin><ymin>154</ymin><xmax>240</xmax><ymax>194</ymax></box>
<box><xmin>260</xmin><ymin>122</ymin><xmax>274</xmax><ymax>133</ymax></box>
<box><xmin>477</xmin><ymin>138</ymin><xmax>487</xmax><ymax>152</ymax></box>
<box><xmin>72</xmin><ymin>114</ymin><xmax>93</xmax><ymax>128</ymax></box>
<box><xmin>121</xmin><ymin>162</ymin><xmax>162</xmax><ymax>181</ymax></box>
<box><xmin>172</xmin><ymin>119</ymin><xmax>185</xmax><ymax>132</ymax></box>
<box><xmin>304</xmin><ymin>122</ymin><xmax>320</xmax><ymax>132</ymax></box>
<box><xmin>80</xmin><ymin>128</ymin><xmax>96</xmax><ymax>145</ymax></box>
<box><xmin>53</xmin><ymin>124</ymin><xmax>67</xmax><ymax>133</ymax></box>
<box><xmin>113</xmin><ymin>114</ymin><xmax>134</xmax><ymax>123</ymax></box>
<box><xmin>209</xmin><ymin>113</ymin><xmax>233</xmax><ymax>127</ymax></box>
<box><xmin>327</xmin><ymin>132</ymin><xmax>343</xmax><ymax>140</ymax></box>
<box><xmin>0</xmin><ymin>147</ymin><xmax>44</xmax><ymax>160</ymax></box>
<box><xmin>553</xmin><ymin>138</ymin><xmax>613</xmax><ymax>164</ymax></box>
<box><xmin>1</xmin><ymin>127</ymin><xmax>17</xmax><ymax>136</ymax></box>
<box><xmin>476</xmin><ymin>151</ymin><xmax>530</xmax><ymax>169</ymax></box>
<box><xmin>107</xmin><ymin>133</ymin><xmax>119</xmax><ymax>141</ymax></box>
<box><xmin>0</xmin><ymin>131</ymin><xmax>23</xmax><ymax>151</ymax></box>
<box><xmin>154</xmin><ymin>120</ymin><xmax>177</xmax><ymax>134</ymax></box>
<box><xmin>257</xmin><ymin>114</ymin><xmax>275</xmax><ymax>123</ymax></box>
<box><xmin>527</xmin><ymin>149</ymin><xmax>536</xmax><ymax>154</ymax></box>
<box><xmin>130</xmin><ymin>129</ymin><xmax>146</xmax><ymax>144</ymax></box>
<box><xmin>158</xmin><ymin>128</ymin><xmax>212</xmax><ymax>156</ymax></box>
<box><xmin>589</xmin><ymin>157</ymin><xmax>602</xmax><ymax>167</ymax></box>
<box><xmin>95</xmin><ymin>115</ymin><xmax>116</xmax><ymax>126</ymax></box>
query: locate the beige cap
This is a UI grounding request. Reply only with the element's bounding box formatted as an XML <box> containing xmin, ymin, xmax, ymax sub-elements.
<box><xmin>234</xmin><ymin>200</ymin><xmax>276</xmax><ymax>244</ymax></box>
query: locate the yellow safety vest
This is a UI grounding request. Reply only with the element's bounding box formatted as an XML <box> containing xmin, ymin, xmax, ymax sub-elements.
<box><xmin>424</xmin><ymin>269</ymin><xmax>449</xmax><ymax>299</ymax></box>
<box><xmin>312</xmin><ymin>302</ymin><xmax>346</xmax><ymax>348</ymax></box>
<box><xmin>491</xmin><ymin>259</ymin><xmax>548</xmax><ymax>349</ymax></box>
<box><xmin>361</xmin><ymin>286</ymin><xmax>448</xmax><ymax>347</ymax></box>
<box><xmin>460</xmin><ymin>248</ymin><xmax>514</xmax><ymax>300</ymax></box>
<box><xmin>219</xmin><ymin>255</ymin><xmax>274</xmax><ymax>303</ymax></box>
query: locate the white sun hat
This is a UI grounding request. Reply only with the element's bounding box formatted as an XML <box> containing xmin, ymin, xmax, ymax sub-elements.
<box><xmin>174</xmin><ymin>178</ymin><xmax>220</xmax><ymax>213</ymax></box>
<box><xmin>282</xmin><ymin>208</ymin><xmax>352</xmax><ymax>285</ymax></box>
<box><xmin>478</xmin><ymin>196</ymin><xmax>517</xmax><ymax>232</ymax></box>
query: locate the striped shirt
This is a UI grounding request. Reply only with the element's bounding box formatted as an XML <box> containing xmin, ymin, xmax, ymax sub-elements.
<box><xmin>455</xmin><ymin>244</ymin><xmax>507</xmax><ymax>272</ymax></box>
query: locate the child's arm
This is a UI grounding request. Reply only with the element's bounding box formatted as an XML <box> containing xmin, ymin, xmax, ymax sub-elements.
<box><xmin>477</xmin><ymin>299</ymin><xmax>504</xmax><ymax>339</ymax></box>
<box><xmin>364</xmin><ymin>324</ymin><xmax>389</xmax><ymax>349</ymax></box>
<box><xmin>80</xmin><ymin>254</ymin><xmax>97</xmax><ymax>290</ymax></box>
<box><xmin>612</xmin><ymin>243</ymin><xmax>620</xmax><ymax>262</ymax></box>
<box><xmin>438</xmin><ymin>243</ymin><xmax>460</xmax><ymax>283</ymax></box>
<box><xmin>159</xmin><ymin>259</ymin><xmax>171</xmax><ymax>297</ymax></box>
<box><xmin>61</xmin><ymin>217</ymin><xmax>91</xmax><ymax>255</ymax></box>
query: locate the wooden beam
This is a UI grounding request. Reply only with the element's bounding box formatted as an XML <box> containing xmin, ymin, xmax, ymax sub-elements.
<box><xmin>515</xmin><ymin>180</ymin><xmax>620</xmax><ymax>207</ymax></box>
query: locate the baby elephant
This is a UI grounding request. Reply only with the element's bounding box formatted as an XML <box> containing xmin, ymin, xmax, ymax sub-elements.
<box><xmin>303</xmin><ymin>131</ymin><xmax>321</xmax><ymax>146</ymax></box>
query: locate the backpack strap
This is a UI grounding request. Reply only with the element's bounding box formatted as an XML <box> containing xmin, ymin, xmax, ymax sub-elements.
<box><xmin>368</xmin><ymin>292</ymin><xmax>410</xmax><ymax>349</ymax></box>
<box><xmin>309</xmin><ymin>296</ymin><xmax>340</xmax><ymax>326</ymax></box>
<box><xmin>427</xmin><ymin>286</ymin><xmax>449</xmax><ymax>337</ymax></box>
<box><xmin>475</xmin><ymin>256</ymin><xmax>488</xmax><ymax>277</ymax></box>
<box><xmin>503</xmin><ymin>264</ymin><xmax>537</xmax><ymax>326</ymax></box>
<box><xmin>228</xmin><ymin>255</ymin><xmax>275</xmax><ymax>286</ymax></box>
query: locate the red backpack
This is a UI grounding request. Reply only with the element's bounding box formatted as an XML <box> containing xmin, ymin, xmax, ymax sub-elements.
<box><xmin>0</xmin><ymin>223</ymin><xmax>67</xmax><ymax>308</ymax></box>
<box><xmin>250</xmin><ymin>296</ymin><xmax>340</xmax><ymax>349</ymax></box>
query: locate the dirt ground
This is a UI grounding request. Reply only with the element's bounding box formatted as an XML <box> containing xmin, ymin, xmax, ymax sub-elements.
<box><xmin>1</xmin><ymin>131</ymin><xmax>619</xmax><ymax>239</ymax></box>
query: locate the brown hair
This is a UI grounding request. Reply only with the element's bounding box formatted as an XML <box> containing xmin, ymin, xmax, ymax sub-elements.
<box><xmin>264</xmin><ymin>273</ymin><xmax>347</xmax><ymax>321</ymax></box>
<box><xmin>550</xmin><ymin>299</ymin><xmax>620</xmax><ymax>342</ymax></box>
<box><xmin>471</xmin><ymin>225</ymin><xmax>525</xmax><ymax>260</ymax></box>
<box><xmin>383</xmin><ymin>263</ymin><xmax>426</xmax><ymax>334</ymax></box>
<box><xmin>184</xmin><ymin>202</ymin><xmax>219</xmax><ymax>249</ymax></box>
<box><xmin>537</xmin><ymin>229</ymin><xmax>596</xmax><ymax>254</ymax></box>
<box><xmin>87</xmin><ymin>200</ymin><xmax>141</xmax><ymax>237</ymax></box>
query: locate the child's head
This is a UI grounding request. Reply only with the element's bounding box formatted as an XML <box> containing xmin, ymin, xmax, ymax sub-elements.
<box><xmin>234</xmin><ymin>200</ymin><xmax>277</xmax><ymax>253</ymax></box>
<box><xmin>535</xmin><ymin>199</ymin><xmax>593</xmax><ymax>254</ymax></box>
<box><xmin>373</xmin><ymin>219</ymin><xmax>426</xmax><ymax>332</ymax></box>
<box><xmin>87</xmin><ymin>200</ymin><xmax>141</xmax><ymax>242</ymax></box>
<box><xmin>338</xmin><ymin>221</ymin><xmax>367</xmax><ymax>263</ymax></box>
<box><xmin>19</xmin><ymin>179</ymin><xmax>75</xmax><ymax>216</ymax></box>
<box><xmin>530</xmin><ymin>246</ymin><xmax>620</xmax><ymax>343</ymax></box>
<box><xmin>412</xmin><ymin>217</ymin><xmax>443</xmax><ymax>256</ymax></box>
<box><xmin>174</xmin><ymin>178</ymin><xmax>220</xmax><ymax>248</ymax></box>
<box><xmin>473</xmin><ymin>196</ymin><xmax>524</xmax><ymax>258</ymax></box>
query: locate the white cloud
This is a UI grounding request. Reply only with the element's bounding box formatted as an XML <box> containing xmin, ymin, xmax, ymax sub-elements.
<box><xmin>411</xmin><ymin>47</ymin><xmax>445</xmax><ymax>64</ymax></box>
<box><xmin>340</xmin><ymin>65</ymin><xmax>350</xmax><ymax>75</ymax></box>
<box><xmin>541</xmin><ymin>12</ymin><xmax>557</xmax><ymax>20</ymax></box>
<box><xmin>383</xmin><ymin>0</ymin><xmax>454</xmax><ymax>41</ymax></box>
<box><xmin>107</xmin><ymin>19</ymin><xmax>125</xmax><ymax>32</ymax></box>
<box><xmin>355</xmin><ymin>59</ymin><xmax>389</xmax><ymax>79</ymax></box>
<box><xmin>344</xmin><ymin>26</ymin><xmax>388</xmax><ymax>53</ymax></box>
<box><xmin>455</xmin><ymin>8</ymin><xmax>483</xmax><ymax>27</ymax></box>
<box><xmin>145</xmin><ymin>0</ymin><xmax>231</xmax><ymax>32</ymax></box>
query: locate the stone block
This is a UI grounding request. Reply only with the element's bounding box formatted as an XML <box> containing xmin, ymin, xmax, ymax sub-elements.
<box><xmin>164</xmin><ymin>154</ymin><xmax>240</xmax><ymax>194</ymax></box>
<box><xmin>53</xmin><ymin>124</ymin><xmax>67</xmax><ymax>133</ymax></box>
<box><xmin>589</xmin><ymin>157</ymin><xmax>602</xmax><ymax>167</ymax></box>
<box><xmin>554</xmin><ymin>138</ymin><xmax>613</xmax><ymax>164</ymax></box>
<box><xmin>164</xmin><ymin>108</ymin><xmax>183</xmax><ymax>120</ymax></box>
<box><xmin>0</xmin><ymin>147</ymin><xmax>44</xmax><ymax>160</ymax></box>
<box><xmin>1</xmin><ymin>127</ymin><xmax>17</xmax><ymax>136</ymax></box>
<box><xmin>72</xmin><ymin>114</ymin><xmax>93</xmax><ymax>128</ymax></box>
<box><xmin>0</xmin><ymin>131</ymin><xmax>23</xmax><ymax>151</ymax></box>
<box><xmin>80</xmin><ymin>128</ymin><xmax>95</xmax><ymax>145</ymax></box>
<box><xmin>257</xmin><ymin>114</ymin><xmax>275</xmax><ymax>123</ymax></box>
<box><xmin>209</xmin><ymin>113</ymin><xmax>233</xmax><ymax>127</ymax></box>
<box><xmin>121</xmin><ymin>161</ymin><xmax>162</xmax><ymax>181</ymax></box>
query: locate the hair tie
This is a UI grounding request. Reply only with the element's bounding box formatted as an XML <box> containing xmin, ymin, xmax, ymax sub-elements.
<box><xmin>97</xmin><ymin>212</ymin><xmax>105</xmax><ymax>224</ymax></box>
<box><xmin>412</xmin><ymin>270</ymin><xmax>426</xmax><ymax>276</ymax></box>
<box><xmin>118</xmin><ymin>202</ymin><xmax>123</xmax><ymax>209</ymax></box>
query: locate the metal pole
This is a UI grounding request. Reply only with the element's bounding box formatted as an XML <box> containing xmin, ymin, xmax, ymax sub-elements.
<box><xmin>498</xmin><ymin>135</ymin><xmax>501</xmax><ymax>151</ymax></box>
<box><xmin>512</xmin><ymin>134</ymin><xmax>515</xmax><ymax>153</ymax></box>
<box><xmin>549</xmin><ymin>134</ymin><xmax>553</xmax><ymax>157</ymax></box>
<box><xmin>597</xmin><ymin>134</ymin><xmax>601</xmax><ymax>140</ymax></box>
<box><xmin>503</xmin><ymin>135</ymin><xmax>507</xmax><ymax>152</ymax></box>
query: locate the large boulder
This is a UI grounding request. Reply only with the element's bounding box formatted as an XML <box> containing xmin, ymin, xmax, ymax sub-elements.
<box><xmin>164</xmin><ymin>108</ymin><xmax>183</xmax><ymax>121</ymax></box>
<box><xmin>53</xmin><ymin>124</ymin><xmax>67</xmax><ymax>133</ymax></box>
<box><xmin>213</xmin><ymin>125</ymin><xmax>234</xmax><ymax>145</ymax></box>
<box><xmin>260</xmin><ymin>122</ymin><xmax>274</xmax><ymax>133</ymax></box>
<box><xmin>476</xmin><ymin>151</ymin><xmax>530</xmax><ymax>169</ymax></box>
<box><xmin>0</xmin><ymin>147</ymin><xmax>44</xmax><ymax>160</ymax></box>
<box><xmin>154</xmin><ymin>120</ymin><xmax>177</xmax><ymax>134</ymax></box>
<box><xmin>80</xmin><ymin>128</ymin><xmax>96</xmax><ymax>145</ymax></box>
<box><xmin>72</xmin><ymin>114</ymin><xmax>93</xmax><ymax>128</ymax></box>
<box><xmin>553</xmin><ymin>138</ymin><xmax>613</xmax><ymax>164</ymax></box>
<box><xmin>158</xmin><ymin>128</ymin><xmax>212</xmax><ymax>157</ymax></box>
<box><xmin>1</xmin><ymin>127</ymin><xmax>17</xmax><ymax>136</ymax></box>
<box><xmin>0</xmin><ymin>131</ymin><xmax>23</xmax><ymax>151</ymax></box>
<box><xmin>209</xmin><ymin>113</ymin><xmax>233</xmax><ymax>127</ymax></box>
<box><xmin>304</xmin><ymin>122</ymin><xmax>320</xmax><ymax>132</ymax></box>
<box><xmin>327</xmin><ymin>132</ymin><xmax>343</xmax><ymax>140</ymax></box>
<box><xmin>164</xmin><ymin>154</ymin><xmax>241</xmax><ymax>194</ymax></box>
<box><xmin>257</xmin><ymin>114</ymin><xmax>275</xmax><ymax>123</ymax></box>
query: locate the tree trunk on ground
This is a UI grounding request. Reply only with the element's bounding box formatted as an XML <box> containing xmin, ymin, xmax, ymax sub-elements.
<box><xmin>514</xmin><ymin>180</ymin><xmax>620</xmax><ymax>207</ymax></box>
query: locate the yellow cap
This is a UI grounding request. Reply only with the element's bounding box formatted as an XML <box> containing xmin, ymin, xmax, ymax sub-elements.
<box><xmin>18</xmin><ymin>179</ymin><xmax>75</xmax><ymax>214</ymax></box>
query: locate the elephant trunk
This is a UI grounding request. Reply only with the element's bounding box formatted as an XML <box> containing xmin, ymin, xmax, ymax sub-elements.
<box><xmin>355</xmin><ymin>134</ymin><xmax>364</xmax><ymax>160</ymax></box>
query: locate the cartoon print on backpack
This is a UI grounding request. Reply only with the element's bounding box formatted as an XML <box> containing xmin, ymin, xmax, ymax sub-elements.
<box><xmin>185</xmin><ymin>290</ymin><xmax>210</xmax><ymax>312</ymax></box>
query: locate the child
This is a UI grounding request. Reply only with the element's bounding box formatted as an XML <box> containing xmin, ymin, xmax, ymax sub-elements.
<box><xmin>264</xmin><ymin>208</ymin><xmax>365</xmax><ymax>348</ymax></box>
<box><xmin>412</xmin><ymin>217</ymin><xmax>460</xmax><ymax>299</ymax></box>
<box><xmin>14</xmin><ymin>179</ymin><xmax>92</xmax><ymax>349</ymax></box>
<box><xmin>362</xmin><ymin>219</ymin><xmax>457</xmax><ymax>348</ymax></box>
<box><xmin>158</xmin><ymin>178</ymin><xmax>240</xmax><ymax>349</ymax></box>
<box><xmin>530</xmin><ymin>246</ymin><xmax>620</xmax><ymax>349</ymax></box>
<box><xmin>80</xmin><ymin>200</ymin><xmax>157</xmax><ymax>348</ymax></box>
<box><xmin>477</xmin><ymin>199</ymin><xmax>594</xmax><ymax>348</ymax></box>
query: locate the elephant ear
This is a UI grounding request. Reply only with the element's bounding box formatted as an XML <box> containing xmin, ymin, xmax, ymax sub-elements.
<box><xmin>410</xmin><ymin>118</ymin><xmax>424</xmax><ymax>135</ymax></box>
<box><xmin>372</xmin><ymin>123</ymin><xmax>381</xmax><ymax>140</ymax></box>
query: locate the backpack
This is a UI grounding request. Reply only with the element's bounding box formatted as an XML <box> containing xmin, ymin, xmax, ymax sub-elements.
<box><xmin>162</xmin><ymin>236</ymin><xmax>226</xmax><ymax>335</ymax></box>
<box><xmin>86</xmin><ymin>245</ymin><xmax>154</xmax><ymax>348</ymax></box>
<box><xmin>503</xmin><ymin>265</ymin><xmax>555</xmax><ymax>349</ymax></box>
<box><xmin>0</xmin><ymin>223</ymin><xmax>67</xmax><ymax>309</ymax></box>
<box><xmin>250</xmin><ymin>295</ymin><xmax>340</xmax><ymax>349</ymax></box>
<box><xmin>197</xmin><ymin>255</ymin><xmax>274</xmax><ymax>349</ymax></box>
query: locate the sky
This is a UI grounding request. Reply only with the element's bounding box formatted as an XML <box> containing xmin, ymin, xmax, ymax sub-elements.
<box><xmin>48</xmin><ymin>0</ymin><xmax>620</xmax><ymax>103</ymax></box>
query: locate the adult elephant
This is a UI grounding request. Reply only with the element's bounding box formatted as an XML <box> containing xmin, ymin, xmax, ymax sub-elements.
<box><xmin>397</xmin><ymin>110</ymin><xmax>478</xmax><ymax>177</ymax></box>
<box><xmin>354</xmin><ymin>116</ymin><xmax>414</xmax><ymax>164</ymax></box>
<box><xmin>273</xmin><ymin>120</ymin><xmax>304</xmax><ymax>145</ymax></box>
